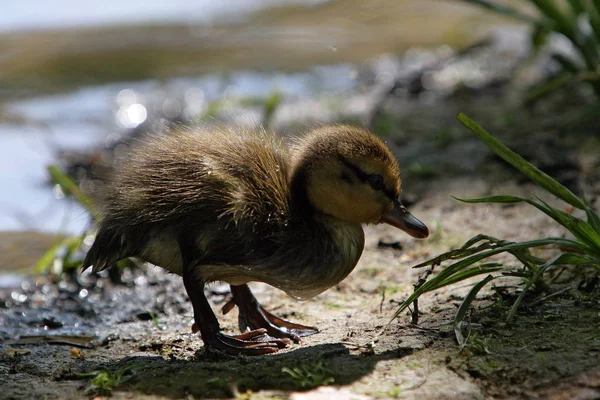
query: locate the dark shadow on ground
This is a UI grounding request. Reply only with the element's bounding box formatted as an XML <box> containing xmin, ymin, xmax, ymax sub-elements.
<box><xmin>76</xmin><ymin>342</ymin><xmax>415</xmax><ymax>398</ymax></box>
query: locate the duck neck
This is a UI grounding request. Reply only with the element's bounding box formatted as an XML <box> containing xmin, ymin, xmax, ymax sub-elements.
<box><xmin>289</xmin><ymin>164</ymin><xmax>365</xmax><ymax>268</ymax></box>
<box><xmin>289</xmin><ymin>165</ymin><xmax>313</xmax><ymax>218</ymax></box>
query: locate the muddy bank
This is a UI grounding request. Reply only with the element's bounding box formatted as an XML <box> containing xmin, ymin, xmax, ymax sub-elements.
<box><xmin>1</xmin><ymin>173</ymin><xmax>599</xmax><ymax>399</ymax></box>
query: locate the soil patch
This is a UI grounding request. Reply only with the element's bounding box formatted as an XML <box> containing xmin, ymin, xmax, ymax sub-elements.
<box><xmin>1</xmin><ymin>176</ymin><xmax>599</xmax><ymax>399</ymax></box>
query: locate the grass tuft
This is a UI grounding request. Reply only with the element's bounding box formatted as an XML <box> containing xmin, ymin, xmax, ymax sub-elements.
<box><xmin>35</xmin><ymin>166</ymin><xmax>97</xmax><ymax>275</ymax></box>
<box><xmin>78</xmin><ymin>364</ymin><xmax>139</xmax><ymax>396</ymax></box>
<box><xmin>391</xmin><ymin>113</ymin><xmax>599</xmax><ymax>341</ymax></box>
<box><xmin>282</xmin><ymin>359</ymin><xmax>335</xmax><ymax>389</ymax></box>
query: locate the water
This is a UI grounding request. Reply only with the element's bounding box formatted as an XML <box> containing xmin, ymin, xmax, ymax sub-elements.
<box><xmin>1</xmin><ymin>0</ymin><xmax>327</xmax><ymax>32</ymax></box>
<box><xmin>0</xmin><ymin>66</ymin><xmax>358</xmax><ymax>234</ymax></box>
<box><xmin>0</xmin><ymin>86</ymin><xmax>116</xmax><ymax>233</ymax></box>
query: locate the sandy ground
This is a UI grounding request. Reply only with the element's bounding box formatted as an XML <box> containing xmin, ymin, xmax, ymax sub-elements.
<box><xmin>1</xmin><ymin>172</ymin><xmax>599</xmax><ymax>400</ymax></box>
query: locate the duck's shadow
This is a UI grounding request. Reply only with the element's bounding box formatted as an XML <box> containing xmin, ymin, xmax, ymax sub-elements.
<box><xmin>87</xmin><ymin>343</ymin><xmax>414</xmax><ymax>398</ymax></box>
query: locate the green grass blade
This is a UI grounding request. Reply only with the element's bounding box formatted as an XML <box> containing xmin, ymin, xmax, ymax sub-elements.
<box><xmin>579</xmin><ymin>34</ymin><xmax>600</xmax><ymax>71</ymax></box>
<box><xmin>530</xmin><ymin>0</ymin><xmax>577</xmax><ymax>39</ymax></box>
<box><xmin>34</xmin><ymin>236</ymin><xmax>82</xmax><ymax>274</ymax></box>
<box><xmin>434</xmin><ymin>238</ymin><xmax>587</xmax><ymax>284</ymax></box>
<box><xmin>453</xmin><ymin>195</ymin><xmax>526</xmax><ymax>204</ymax></box>
<box><xmin>525</xmin><ymin>72</ymin><xmax>576</xmax><ymax>103</ymax></box>
<box><xmin>436</xmin><ymin>264</ymin><xmax>504</xmax><ymax>287</ymax></box>
<box><xmin>552</xmin><ymin>252</ymin><xmax>599</xmax><ymax>264</ymax></box>
<box><xmin>391</xmin><ymin>260</ymin><xmax>502</xmax><ymax>322</ymax></box>
<box><xmin>390</xmin><ymin>237</ymin><xmax>587</xmax><ymax>322</ymax></box>
<box><xmin>587</xmin><ymin>0</ymin><xmax>600</xmax><ymax>41</ymax></box>
<box><xmin>411</xmin><ymin>242</ymin><xmax>493</xmax><ymax>269</ymax></box>
<box><xmin>456</xmin><ymin>113</ymin><xmax>587</xmax><ymax>209</ymax></box>
<box><xmin>48</xmin><ymin>165</ymin><xmax>100</xmax><ymax>222</ymax></box>
<box><xmin>586</xmin><ymin>207</ymin><xmax>600</xmax><ymax>233</ymax></box>
<box><xmin>551</xmin><ymin>53</ymin><xmax>581</xmax><ymax>73</ymax></box>
<box><xmin>457</xmin><ymin>193</ymin><xmax>600</xmax><ymax>255</ymax></box>
<box><xmin>460</xmin><ymin>234</ymin><xmax>514</xmax><ymax>250</ymax></box>
<box><xmin>264</xmin><ymin>91</ymin><xmax>282</xmax><ymax>126</ymax></box>
<box><xmin>35</xmin><ymin>239</ymin><xmax>67</xmax><ymax>274</ymax></box>
<box><xmin>454</xmin><ymin>274</ymin><xmax>496</xmax><ymax>345</ymax></box>
<box><xmin>506</xmin><ymin>252</ymin><xmax>588</xmax><ymax>322</ymax></box>
<box><xmin>568</xmin><ymin>0</ymin><xmax>585</xmax><ymax>14</ymax></box>
<box><xmin>531</xmin><ymin>198</ymin><xmax>600</xmax><ymax>254</ymax></box>
<box><xmin>531</xmin><ymin>23</ymin><xmax>552</xmax><ymax>51</ymax></box>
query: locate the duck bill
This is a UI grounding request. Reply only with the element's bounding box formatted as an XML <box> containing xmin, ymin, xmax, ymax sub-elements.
<box><xmin>381</xmin><ymin>201</ymin><xmax>429</xmax><ymax>239</ymax></box>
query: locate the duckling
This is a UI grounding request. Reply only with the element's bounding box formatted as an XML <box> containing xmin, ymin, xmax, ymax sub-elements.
<box><xmin>82</xmin><ymin>124</ymin><xmax>428</xmax><ymax>355</ymax></box>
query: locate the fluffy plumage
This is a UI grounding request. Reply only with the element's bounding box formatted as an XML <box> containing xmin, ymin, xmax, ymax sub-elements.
<box><xmin>82</xmin><ymin>123</ymin><xmax>428</xmax><ymax>355</ymax></box>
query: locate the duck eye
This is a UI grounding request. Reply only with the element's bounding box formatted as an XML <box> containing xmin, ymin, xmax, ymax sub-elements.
<box><xmin>366</xmin><ymin>174</ymin><xmax>384</xmax><ymax>191</ymax></box>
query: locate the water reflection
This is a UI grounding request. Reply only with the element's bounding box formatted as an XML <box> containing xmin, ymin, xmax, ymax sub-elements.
<box><xmin>0</xmin><ymin>66</ymin><xmax>357</xmax><ymax>233</ymax></box>
<box><xmin>1</xmin><ymin>0</ymin><xmax>327</xmax><ymax>33</ymax></box>
<box><xmin>116</xmin><ymin>103</ymin><xmax>148</xmax><ymax>128</ymax></box>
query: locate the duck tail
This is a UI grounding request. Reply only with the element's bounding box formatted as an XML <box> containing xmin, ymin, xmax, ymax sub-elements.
<box><xmin>82</xmin><ymin>226</ymin><xmax>131</xmax><ymax>273</ymax></box>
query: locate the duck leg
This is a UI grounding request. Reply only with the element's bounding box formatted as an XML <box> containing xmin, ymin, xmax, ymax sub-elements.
<box><xmin>182</xmin><ymin>267</ymin><xmax>292</xmax><ymax>355</ymax></box>
<box><xmin>226</xmin><ymin>284</ymin><xmax>319</xmax><ymax>342</ymax></box>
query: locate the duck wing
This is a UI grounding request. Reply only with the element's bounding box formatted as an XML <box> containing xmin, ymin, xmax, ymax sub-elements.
<box><xmin>84</xmin><ymin>126</ymin><xmax>293</xmax><ymax>272</ymax></box>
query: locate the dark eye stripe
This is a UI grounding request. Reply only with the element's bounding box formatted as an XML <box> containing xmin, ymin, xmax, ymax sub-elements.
<box><xmin>338</xmin><ymin>157</ymin><xmax>397</xmax><ymax>201</ymax></box>
<box><xmin>340</xmin><ymin>170</ymin><xmax>354</xmax><ymax>184</ymax></box>
<box><xmin>339</xmin><ymin>157</ymin><xmax>367</xmax><ymax>180</ymax></box>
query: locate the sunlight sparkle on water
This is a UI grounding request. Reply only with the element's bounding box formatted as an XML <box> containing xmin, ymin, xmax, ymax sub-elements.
<box><xmin>116</xmin><ymin>103</ymin><xmax>148</xmax><ymax>128</ymax></box>
<box><xmin>52</xmin><ymin>184</ymin><xmax>66</xmax><ymax>200</ymax></box>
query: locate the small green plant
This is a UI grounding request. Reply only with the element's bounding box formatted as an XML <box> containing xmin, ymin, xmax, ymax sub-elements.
<box><xmin>202</xmin><ymin>98</ymin><xmax>226</xmax><ymax>119</ymax></box>
<box><xmin>282</xmin><ymin>359</ymin><xmax>335</xmax><ymax>389</ymax></box>
<box><xmin>263</xmin><ymin>90</ymin><xmax>282</xmax><ymax>126</ymax></box>
<box><xmin>391</xmin><ymin>113</ymin><xmax>600</xmax><ymax>344</ymax></box>
<box><xmin>35</xmin><ymin>235</ymin><xmax>85</xmax><ymax>275</ymax></box>
<box><xmin>34</xmin><ymin>166</ymin><xmax>98</xmax><ymax>275</ymax></box>
<box><xmin>148</xmin><ymin>311</ymin><xmax>161</xmax><ymax>329</ymax></box>
<box><xmin>238</xmin><ymin>90</ymin><xmax>283</xmax><ymax>127</ymax></box>
<box><xmin>520</xmin><ymin>341</ymin><xmax>548</xmax><ymax>371</ymax></box>
<box><xmin>206</xmin><ymin>376</ymin><xmax>225</xmax><ymax>388</ymax></box>
<box><xmin>37</xmin><ymin>165</ymin><xmax>140</xmax><ymax>276</ymax></box>
<box><xmin>463</xmin><ymin>332</ymin><xmax>493</xmax><ymax>356</ymax></box>
<box><xmin>79</xmin><ymin>364</ymin><xmax>138</xmax><ymax>396</ymax></box>
<box><xmin>371</xmin><ymin>112</ymin><xmax>395</xmax><ymax>138</ymax></box>
<box><xmin>48</xmin><ymin>165</ymin><xmax>100</xmax><ymax>220</ymax></box>
<box><xmin>458</xmin><ymin>0</ymin><xmax>600</xmax><ymax>101</ymax></box>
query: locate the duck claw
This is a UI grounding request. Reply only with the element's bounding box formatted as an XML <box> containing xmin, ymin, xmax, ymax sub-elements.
<box><xmin>231</xmin><ymin>284</ymin><xmax>319</xmax><ymax>343</ymax></box>
<box><xmin>240</xmin><ymin>304</ymin><xmax>319</xmax><ymax>342</ymax></box>
<box><xmin>231</xmin><ymin>329</ymin><xmax>293</xmax><ymax>348</ymax></box>
<box><xmin>207</xmin><ymin>329</ymin><xmax>291</xmax><ymax>355</ymax></box>
<box><xmin>192</xmin><ymin>324</ymin><xmax>292</xmax><ymax>354</ymax></box>
<box><xmin>183</xmin><ymin>271</ymin><xmax>290</xmax><ymax>356</ymax></box>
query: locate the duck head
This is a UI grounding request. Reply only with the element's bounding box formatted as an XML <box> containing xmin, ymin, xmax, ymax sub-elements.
<box><xmin>291</xmin><ymin>125</ymin><xmax>429</xmax><ymax>239</ymax></box>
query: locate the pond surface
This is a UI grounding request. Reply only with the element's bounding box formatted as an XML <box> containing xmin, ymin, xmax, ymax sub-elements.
<box><xmin>0</xmin><ymin>67</ymin><xmax>357</xmax><ymax>234</ymax></box>
<box><xmin>1</xmin><ymin>0</ymin><xmax>325</xmax><ymax>32</ymax></box>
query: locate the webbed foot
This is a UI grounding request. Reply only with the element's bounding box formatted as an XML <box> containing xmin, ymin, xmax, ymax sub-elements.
<box><xmin>183</xmin><ymin>263</ymin><xmax>292</xmax><ymax>356</ymax></box>
<box><xmin>191</xmin><ymin>324</ymin><xmax>292</xmax><ymax>355</ymax></box>
<box><xmin>223</xmin><ymin>284</ymin><xmax>319</xmax><ymax>342</ymax></box>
